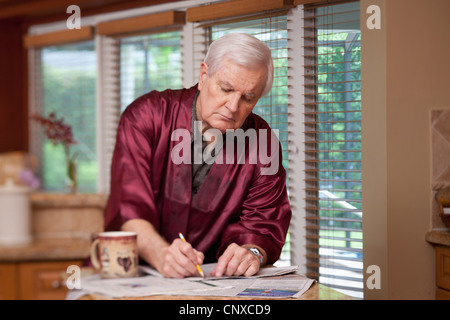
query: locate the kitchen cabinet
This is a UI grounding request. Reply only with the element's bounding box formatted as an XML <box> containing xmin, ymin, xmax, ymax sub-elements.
<box><xmin>0</xmin><ymin>193</ymin><xmax>105</xmax><ymax>300</ymax></box>
<box><xmin>0</xmin><ymin>236</ymin><xmax>91</xmax><ymax>300</ymax></box>
<box><xmin>0</xmin><ymin>263</ymin><xmax>17</xmax><ymax>299</ymax></box>
<box><xmin>426</xmin><ymin>230</ymin><xmax>450</xmax><ymax>300</ymax></box>
<box><xmin>0</xmin><ymin>260</ymin><xmax>82</xmax><ymax>300</ymax></box>
<box><xmin>436</xmin><ymin>245</ymin><xmax>450</xmax><ymax>300</ymax></box>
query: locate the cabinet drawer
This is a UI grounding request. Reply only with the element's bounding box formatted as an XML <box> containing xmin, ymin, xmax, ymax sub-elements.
<box><xmin>436</xmin><ymin>287</ymin><xmax>450</xmax><ymax>300</ymax></box>
<box><xmin>436</xmin><ymin>246</ymin><xmax>450</xmax><ymax>291</ymax></box>
<box><xmin>18</xmin><ymin>260</ymin><xmax>82</xmax><ymax>300</ymax></box>
<box><xmin>0</xmin><ymin>263</ymin><xmax>18</xmax><ymax>299</ymax></box>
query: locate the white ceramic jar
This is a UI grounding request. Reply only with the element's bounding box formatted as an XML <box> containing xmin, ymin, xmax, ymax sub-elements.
<box><xmin>0</xmin><ymin>179</ymin><xmax>32</xmax><ymax>245</ymax></box>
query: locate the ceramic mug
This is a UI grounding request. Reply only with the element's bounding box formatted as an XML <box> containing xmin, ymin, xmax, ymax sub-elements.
<box><xmin>90</xmin><ymin>231</ymin><xmax>139</xmax><ymax>278</ymax></box>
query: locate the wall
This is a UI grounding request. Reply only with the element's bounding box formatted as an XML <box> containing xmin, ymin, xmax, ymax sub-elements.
<box><xmin>0</xmin><ymin>20</ymin><xmax>28</xmax><ymax>152</ymax></box>
<box><xmin>362</xmin><ymin>0</ymin><xmax>450</xmax><ymax>299</ymax></box>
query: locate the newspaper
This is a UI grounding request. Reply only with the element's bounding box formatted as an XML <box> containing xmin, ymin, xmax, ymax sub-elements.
<box><xmin>164</xmin><ymin>275</ymin><xmax>315</xmax><ymax>299</ymax></box>
<box><xmin>70</xmin><ymin>264</ymin><xmax>313</xmax><ymax>299</ymax></box>
<box><xmin>139</xmin><ymin>263</ymin><xmax>299</xmax><ymax>280</ymax></box>
<box><xmin>79</xmin><ymin>274</ymin><xmax>230</xmax><ymax>298</ymax></box>
<box><xmin>236</xmin><ymin>275</ymin><xmax>315</xmax><ymax>298</ymax></box>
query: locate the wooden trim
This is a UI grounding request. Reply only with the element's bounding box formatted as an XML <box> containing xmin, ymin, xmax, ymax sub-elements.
<box><xmin>293</xmin><ymin>0</ymin><xmax>323</xmax><ymax>4</ymax></box>
<box><xmin>186</xmin><ymin>0</ymin><xmax>295</xmax><ymax>23</ymax></box>
<box><xmin>0</xmin><ymin>0</ymin><xmax>90</xmax><ymax>20</ymax></box>
<box><xmin>23</xmin><ymin>26</ymin><xmax>93</xmax><ymax>48</ymax></box>
<box><xmin>97</xmin><ymin>11</ymin><xmax>185</xmax><ymax>36</ymax></box>
<box><xmin>0</xmin><ymin>0</ymin><xmax>177</xmax><ymax>22</ymax></box>
<box><xmin>197</xmin><ymin>10</ymin><xmax>290</xmax><ymax>29</ymax></box>
<box><xmin>294</xmin><ymin>0</ymin><xmax>359</xmax><ymax>7</ymax></box>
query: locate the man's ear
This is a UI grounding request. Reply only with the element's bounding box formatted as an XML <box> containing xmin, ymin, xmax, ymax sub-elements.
<box><xmin>198</xmin><ymin>62</ymin><xmax>208</xmax><ymax>90</ymax></box>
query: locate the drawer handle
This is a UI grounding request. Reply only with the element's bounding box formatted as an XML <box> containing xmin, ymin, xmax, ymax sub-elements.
<box><xmin>51</xmin><ymin>280</ymin><xmax>61</xmax><ymax>289</ymax></box>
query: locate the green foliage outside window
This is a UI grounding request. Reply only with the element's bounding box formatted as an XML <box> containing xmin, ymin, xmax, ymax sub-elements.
<box><xmin>315</xmin><ymin>29</ymin><xmax>362</xmax><ymax>238</ymax></box>
<box><xmin>120</xmin><ymin>31</ymin><xmax>182</xmax><ymax>111</ymax></box>
<box><xmin>40</xmin><ymin>42</ymin><xmax>97</xmax><ymax>193</ymax></box>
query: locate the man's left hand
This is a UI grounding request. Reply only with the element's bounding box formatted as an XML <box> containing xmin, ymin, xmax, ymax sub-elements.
<box><xmin>211</xmin><ymin>243</ymin><xmax>263</xmax><ymax>277</ymax></box>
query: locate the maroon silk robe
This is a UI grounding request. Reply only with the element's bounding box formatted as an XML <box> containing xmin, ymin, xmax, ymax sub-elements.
<box><xmin>104</xmin><ymin>85</ymin><xmax>292</xmax><ymax>264</ymax></box>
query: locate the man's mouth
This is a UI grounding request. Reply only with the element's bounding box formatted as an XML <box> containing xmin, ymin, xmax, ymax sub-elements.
<box><xmin>217</xmin><ymin>113</ymin><xmax>234</xmax><ymax>122</ymax></box>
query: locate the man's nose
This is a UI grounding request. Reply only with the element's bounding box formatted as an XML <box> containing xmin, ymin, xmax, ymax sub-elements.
<box><xmin>226</xmin><ymin>93</ymin><xmax>241</xmax><ymax>112</ymax></box>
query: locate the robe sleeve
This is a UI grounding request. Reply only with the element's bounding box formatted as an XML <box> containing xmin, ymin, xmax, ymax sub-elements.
<box><xmin>217</xmin><ymin>140</ymin><xmax>292</xmax><ymax>265</ymax></box>
<box><xmin>104</xmin><ymin>104</ymin><xmax>159</xmax><ymax>231</ymax></box>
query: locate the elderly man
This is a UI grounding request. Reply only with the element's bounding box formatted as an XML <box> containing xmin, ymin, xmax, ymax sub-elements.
<box><xmin>104</xmin><ymin>33</ymin><xmax>291</xmax><ymax>278</ymax></box>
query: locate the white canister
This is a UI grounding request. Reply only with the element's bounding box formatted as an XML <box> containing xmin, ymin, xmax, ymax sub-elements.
<box><xmin>0</xmin><ymin>179</ymin><xmax>32</xmax><ymax>245</ymax></box>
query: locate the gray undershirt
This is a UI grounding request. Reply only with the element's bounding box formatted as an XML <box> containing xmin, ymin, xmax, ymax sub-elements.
<box><xmin>190</xmin><ymin>92</ymin><xmax>213</xmax><ymax>197</ymax></box>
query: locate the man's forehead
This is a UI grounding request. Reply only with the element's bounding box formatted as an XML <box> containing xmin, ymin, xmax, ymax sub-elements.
<box><xmin>219</xmin><ymin>80</ymin><xmax>256</xmax><ymax>97</ymax></box>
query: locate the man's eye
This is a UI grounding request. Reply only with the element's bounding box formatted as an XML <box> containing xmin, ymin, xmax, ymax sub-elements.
<box><xmin>221</xmin><ymin>87</ymin><xmax>232</xmax><ymax>93</ymax></box>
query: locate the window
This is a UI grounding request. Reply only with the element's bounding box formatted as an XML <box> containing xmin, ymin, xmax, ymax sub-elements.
<box><xmin>303</xmin><ymin>1</ymin><xmax>363</xmax><ymax>298</ymax></box>
<box><xmin>120</xmin><ymin>31</ymin><xmax>183</xmax><ymax>111</ymax></box>
<box><xmin>28</xmin><ymin>1</ymin><xmax>364</xmax><ymax>298</ymax></box>
<box><xmin>205</xmin><ymin>13</ymin><xmax>290</xmax><ymax>265</ymax></box>
<box><xmin>32</xmin><ymin>41</ymin><xmax>97</xmax><ymax>193</ymax></box>
<box><xmin>97</xmin><ymin>29</ymin><xmax>183</xmax><ymax>193</ymax></box>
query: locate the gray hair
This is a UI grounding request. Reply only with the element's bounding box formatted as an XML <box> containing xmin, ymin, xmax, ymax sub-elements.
<box><xmin>203</xmin><ymin>33</ymin><xmax>274</xmax><ymax>97</ymax></box>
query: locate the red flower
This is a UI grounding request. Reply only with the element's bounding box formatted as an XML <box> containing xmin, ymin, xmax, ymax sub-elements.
<box><xmin>31</xmin><ymin>112</ymin><xmax>77</xmax><ymax>147</ymax></box>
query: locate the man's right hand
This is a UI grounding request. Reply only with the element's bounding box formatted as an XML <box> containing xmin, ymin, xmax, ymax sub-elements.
<box><xmin>121</xmin><ymin>219</ymin><xmax>204</xmax><ymax>278</ymax></box>
<box><xmin>159</xmin><ymin>238</ymin><xmax>204</xmax><ymax>278</ymax></box>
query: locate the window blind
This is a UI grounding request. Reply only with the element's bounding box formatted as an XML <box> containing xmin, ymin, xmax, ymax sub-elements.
<box><xmin>186</xmin><ymin>0</ymin><xmax>293</xmax><ymax>22</ymax></box>
<box><xmin>96</xmin><ymin>36</ymin><xmax>121</xmax><ymax>194</ymax></box>
<box><xmin>303</xmin><ymin>1</ymin><xmax>363</xmax><ymax>298</ymax></box>
<box><xmin>31</xmin><ymin>41</ymin><xmax>97</xmax><ymax>193</ymax></box>
<box><xmin>195</xmin><ymin>12</ymin><xmax>291</xmax><ymax>265</ymax></box>
<box><xmin>97</xmin><ymin>29</ymin><xmax>183</xmax><ymax>193</ymax></box>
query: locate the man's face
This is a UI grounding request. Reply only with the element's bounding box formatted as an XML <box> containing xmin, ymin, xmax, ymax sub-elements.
<box><xmin>196</xmin><ymin>59</ymin><xmax>266</xmax><ymax>134</ymax></box>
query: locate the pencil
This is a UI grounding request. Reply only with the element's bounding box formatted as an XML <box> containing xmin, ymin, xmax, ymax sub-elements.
<box><xmin>178</xmin><ymin>232</ymin><xmax>205</xmax><ymax>277</ymax></box>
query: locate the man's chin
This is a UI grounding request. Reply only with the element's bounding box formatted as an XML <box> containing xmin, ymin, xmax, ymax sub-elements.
<box><xmin>210</xmin><ymin>122</ymin><xmax>237</xmax><ymax>134</ymax></box>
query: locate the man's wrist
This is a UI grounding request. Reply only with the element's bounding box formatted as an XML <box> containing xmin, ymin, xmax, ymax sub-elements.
<box><xmin>247</xmin><ymin>247</ymin><xmax>264</xmax><ymax>265</ymax></box>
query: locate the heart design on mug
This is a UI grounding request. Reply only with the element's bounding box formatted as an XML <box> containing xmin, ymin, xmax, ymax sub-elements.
<box><xmin>117</xmin><ymin>256</ymin><xmax>132</xmax><ymax>272</ymax></box>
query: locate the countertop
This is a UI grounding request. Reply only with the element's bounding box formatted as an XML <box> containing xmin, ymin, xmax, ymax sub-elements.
<box><xmin>425</xmin><ymin>229</ymin><xmax>450</xmax><ymax>246</ymax></box>
<box><xmin>30</xmin><ymin>192</ymin><xmax>108</xmax><ymax>208</ymax></box>
<box><xmin>0</xmin><ymin>192</ymin><xmax>105</xmax><ymax>263</ymax></box>
<box><xmin>0</xmin><ymin>237</ymin><xmax>91</xmax><ymax>262</ymax></box>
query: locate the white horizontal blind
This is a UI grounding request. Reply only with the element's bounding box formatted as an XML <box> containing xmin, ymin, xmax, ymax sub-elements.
<box><xmin>190</xmin><ymin>23</ymin><xmax>209</xmax><ymax>87</ymax></box>
<box><xmin>212</xmin><ymin>14</ymin><xmax>289</xmax><ymax>167</ymax></box>
<box><xmin>303</xmin><ymin>1</ymin><xmax>363</xmax><ymax>298</ymax></box>
<box><xmin>98</xmin><ymin>30</ymin><xmax>183</xmax><ymax>193</ymax></box>
<box><xmin>198</xmin><ymin>13</ymin><xmax>291</xmax><ymax>265</ymax></box>
<box><xmin>96</xmin><ymin>36</ymin><xmax>120</xmax><ymax>194</ymax></box>
<box><xmin>33</xmin><ymin>41</ymin><xmax>97</xmax><ymax>193</ymax></box>
<box><xmin>286</xmin><ymin>5</ymin><xmax>307</xmax><ymax>274</ymax></box>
